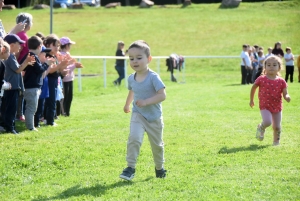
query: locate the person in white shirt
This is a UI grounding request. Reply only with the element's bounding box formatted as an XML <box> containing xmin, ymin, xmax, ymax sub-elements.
<box><xmin>284</xmin><ymin>47</ymin><xmax>294</xmax><ymax>83</ymax></box>
<box><xmin>265</xmin><ymin>47</ymin><xmax>273</xmax><ymax>59</ymax></box>
<box><xmin>240</xmin><ymin>44</ymin><xmax>252</xmax><ymax>85</ymax></box>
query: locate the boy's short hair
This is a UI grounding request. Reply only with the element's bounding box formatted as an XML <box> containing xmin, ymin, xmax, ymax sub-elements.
<box><xmin>242</xmin><ymin>44</ymin><xmax>248</xmax><ymax>48</ymax></box>
<box><xmin>285</xmin><ymin>47</ymin><xmax>291</xmax><ymax>52</ymax></box>
<box><xmin>128</xmin><ymin>40</ymin><xmax>151</xmax><ymax>57</ymax></box>
<box><xmin>36</xmin><ymin>32</ymin><xmax>45</xmax><ymax>41</ymax></box>
<box><xmin>258</xmin><ymin>50</ymin><xmax>263</xmax><ymax>56</ymax></box>
<box><xmin>254</xmin><ymin>45</ymin><xmax>259</xmax><ymax>49</ymax></box>
<box><xmin>43</xmin><ymin>34</ymin><xmax>60</xmax><ymax>48</ymax></box>
<box><xmin>268</xmin><ymin>47</ymin><xmax>272</xmax><ymax>51</ymax></box>
<box><xmin>28</xmin><ymin>36</ymin><xmax>43</xmax><ymax>50</ymax></box>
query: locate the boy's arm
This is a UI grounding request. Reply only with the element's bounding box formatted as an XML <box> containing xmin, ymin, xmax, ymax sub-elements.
<box><xmin>250</xmin><ymin>84</ymin><xmax>258</xmax><ymax>108</ymax></box>
<box><xmin>124</xmin><ymin>90</ymin><xmax>134</xmax><ymax>113</ymax></box>
<box><xmin>15</xmin><ymin>53</ymin><xmax>35</xmax><ymax>73</ymax></box>
<box><xmin>136</xmin><ymin>88</ymin><xmax>166</xmax><ymax>108</ymax></box>
<box><xmin>283</xmin><ymin>88</ymin><xmax>291</xmax><ymax>102</ymax></box>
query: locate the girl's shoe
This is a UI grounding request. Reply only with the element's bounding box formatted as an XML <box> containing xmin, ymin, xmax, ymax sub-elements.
<box><xmin>256</xmin><ymin>124</ymin><xmax>265</xmax><ymax>141</ymax></box>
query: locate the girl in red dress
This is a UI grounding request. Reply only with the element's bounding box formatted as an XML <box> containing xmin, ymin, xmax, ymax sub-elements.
<box><xmin>250</xmin><ymin>55</ymin><xmax>291</xmax><ymax>146</ymax></box>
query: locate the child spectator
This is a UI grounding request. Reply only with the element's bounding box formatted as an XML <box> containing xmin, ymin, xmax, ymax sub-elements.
<box><xmin>60</xmin><ymin>36</ymin><xmax>82</xmax><ymax>116</ymax></box>
<box><xmin>113</xmin><ymin>41</ymin><xmax>126</xmax><ymax>86</ymax></box>
<box><xmin>2</xmin><ymin>34</ymin><xmax>35</xmax><ymax>134</ymax></box>
<box><xmin>0</xmin><ymin>39</ymin><xmax>10</xmax><ymax>132</ymax></box>
<box><xmin>240</xmin><ymin>44</ymin><xmax>251</xmax><ymax>85</ymax></box>
<box><xmin>34</xmin><ymin>47</ymin><xmax>52</xmax><ymax>128</ymax></box>
<box><xmin>43</xmin><ymin>34</ymin><xmax>69</xmax><ymax>126</ymax></box>
<box><xmin>250</xmin><ymin>55</ymin><xmax>291</xmax><ymax>146</ymax></box>
<box><xmin>251</xmin><ymin>46</ymin><xmax>259</xmax><ymax>83</ymax></box>
<box><xmin>265</xmin><ymin>47</ymin><xmax>273</xmax><ymax>58</ymax></box>
<box><xmin>284</xmin><ymin>47</ymin><xmax>294</xmax><ymax>83</ymax></box>
<box><xmin>119</xmin><ymin>40</ymin><xmax>167</xmax><ymax>181</ymax></box>
<box><xmin>22</xmin><ymin>36</ymin><xmax>54</xmax><ymax>131</ymax></box>
<box><xmin>254</xmin><ymin>50</ymin><xmax>265</xmax><ymax>81</ymax></box>
<box><xmin>272</xmin><ymin>42</ymin><xmax>284</xmax><ymax>58</ymax></box>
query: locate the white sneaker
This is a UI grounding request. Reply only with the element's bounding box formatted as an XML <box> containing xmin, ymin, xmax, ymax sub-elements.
<box><xmin>256</xmin><ymin>124</ymin><xmax>265</xmax><ymax>141</ymax></box>
<box><xmin>29</xmin><ymin>127</ymin><xmax>39</xmax><ymax>132</ymax></box>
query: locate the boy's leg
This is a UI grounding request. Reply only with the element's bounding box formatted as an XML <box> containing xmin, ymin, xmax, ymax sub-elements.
<box><xmin>144</xmin><ymin>117</ymin><xmax>165</xmax><ymax>170</ymax></box>
<box><xmin>3</xmin><ymin>90</ymin><xmax>19</xmax><ymax>132</ymax></box>
<box><xmin>24</xmin><ymin>88</ymin><xmax>40</xmax><ymax>130</ymax></box>
<box><xmin>34</xmin><ymin>98</ymin><xmax>45</xmax><ymax>127</ymax></box>
<box><xmin>241</xmin><ymin>65</ymin><xmax>247</xmax><ymax>84</ymax></box>
<box><xmin>271</xmin><ymin>111</ymin><xmax>282</xmax><ymax>145</ymax></box>
<box><xmin>126</xmin><ymin>112</ymin><xmax>146</xmax><ymax>168</ymax></box>
<box><xmin>45</xmin><ymin>78</ymin><xmax>57</xmax><ymax>125</ymax></box>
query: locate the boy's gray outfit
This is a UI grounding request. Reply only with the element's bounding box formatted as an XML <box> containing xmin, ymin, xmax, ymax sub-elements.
<box><xmin>126</xmin><ymin>70</ymin><xmax>165</xmax><ymax>169</ymax></box>
<box><xmin>22</xmin><ymin>52</ymin><xmax>48</xmax><ymax>130</ymax></box>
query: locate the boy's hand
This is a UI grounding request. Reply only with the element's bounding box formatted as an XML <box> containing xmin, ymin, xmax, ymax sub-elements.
<box><xmin>45</xmin><ymin>57</ymin><xmax>56</xmax><ymax>66</ymax></box>
<box><xmin>25</xmin><ymin>53</ymin><xmax>36</xmax><ymax>65</ymax></box>
<box><xmin>284</xmin><ymin>95</ymin><xmax>291</xmax><ymax>103</ymax></box>
<box><xmin>136</xmin><ymin>99</ymin><xmax>147</xmax><ymax>108</ymax></box>
<box><xmin>249</xmin><ymin>100</ymin><xmax>255</xmax><ymax>108</ymax></box>
<box><xmin>123</xmin><ymin>105</ymin><xmax>131</xmax><ymax>113</ymax></box>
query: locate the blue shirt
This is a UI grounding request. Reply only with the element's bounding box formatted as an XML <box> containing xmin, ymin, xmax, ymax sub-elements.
<box><xmin>4</xmin><ymin>53</ymin><xmax>23</xmax><ymax>90</ymax></box>
<box><xmin>128</xmin><ymin>69</ymin><xmax>165</xmax><ymax>122</ymax></box>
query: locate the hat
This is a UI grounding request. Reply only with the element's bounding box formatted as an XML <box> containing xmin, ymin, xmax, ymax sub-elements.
<box><xmin>60</xmin><ymin>37</ymin><xmax>75</xmax><ymax>45</ymax></box>
<box><xmin>41</xmin><ymin>46</ymin><xmax>51</xmax><ymax>53</ymax></box>
<box><xmin>4</xmin><ymin>34</ymin><xmax>25</xmax><ymax>44</ymax></box>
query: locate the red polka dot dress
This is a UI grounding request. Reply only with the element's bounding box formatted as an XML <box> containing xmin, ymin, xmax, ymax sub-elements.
<box><xmin>255</xmin><ymin>75</ymin><xmax>287</xmax><ymax>113</ymax></box>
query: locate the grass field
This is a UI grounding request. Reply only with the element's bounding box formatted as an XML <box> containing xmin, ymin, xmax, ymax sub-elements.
<box><xmin>0</xmin><ymin>1</ymin><xmax>300</xmax><ymax>200</ymax></box>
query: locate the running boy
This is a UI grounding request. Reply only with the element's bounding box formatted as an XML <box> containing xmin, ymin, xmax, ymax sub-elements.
<box><xmin>250</xmin><ymin>55</ymin><xmax>291</xmax><ymax>146</ymax></box>
<box><xmin>120</xmin><ymin>40</ymin><xmax>167</xmax><ymax>181</ymax></box>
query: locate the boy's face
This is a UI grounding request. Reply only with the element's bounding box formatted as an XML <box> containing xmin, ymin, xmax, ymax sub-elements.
<box><xmin>286</xmin><ymin>50</ymin><xmax>291</xmax><ymax>54</ymax></box>
<box><xmin>128</xmin><ymin>47</ymin><xmax>151</xmax><ymax>73</ymax></box>
<box><xmin>49</xmin><ymin>41</ymin><xmax>60</xmax><ymax>54</ymax></box>
<box><xmin>10</xmin><ymin>42</ymin><xmax>21</xmax><ymax>53</ymax></box>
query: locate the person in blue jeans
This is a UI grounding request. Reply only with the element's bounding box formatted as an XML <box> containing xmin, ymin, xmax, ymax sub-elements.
<box><xmin>113</xmin><ymin>41</ymin><xmax>126</xmax><ymax>86</ymax></box>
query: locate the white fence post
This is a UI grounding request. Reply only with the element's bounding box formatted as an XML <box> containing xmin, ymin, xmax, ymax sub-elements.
<box><xmin>156</xmin><ymin>58</ymin><xmax>160</xmax><ymax>74</ymax></box>
<box><xmin>77</xmin><ymin>58</ymin><xmax>82</xmax><ymax>92</ymax></box>
<box><xmin>103</xmin><ymin>58</ymin><xmax>106</xmax><ymax>88</ymax></box>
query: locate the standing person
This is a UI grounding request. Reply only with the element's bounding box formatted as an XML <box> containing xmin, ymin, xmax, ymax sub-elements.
<box><xmin>113</xmin><ymin>41</ymin><xmax>126</xmax><ymax>86</ymax></box>
<box><xmin>272</xmin><ymin>42</ymin><xmax>284</xmax><ymax>58</ymax></box>
<box><xmin>250</xmin><ymin>55</ymin><xmax>291</xmax><ymax>146</ymax></box>
<box><xmin>254</xmin><ymin>50</ymin><xmax>265</xmax><ymax>81</ymax></box>
<box><xmin>240</xmin><ymin>44</ymin><xmax>251</xmax><ymax>85</ymax></box>
<box><xmin>2</xmin><ymin>34</ymin><xmax>35</xmax><ymax>134</ymax></box>
<box><xmin>265</xmin><ymin>47</ymin><xmax>273</xmax><ymax>58</ymax></box>
<box><xmin>284</xmin><ymin>47</ymin><xmax>294</xmax><ymax>83</ymax></box>
<box><xmin>43</xmin><ymin>34</ymin><xmax>68</xmax><ymax>126</ymax></box>
<box><xmin>60</xmin><ymin>36</ymin><xmax>82</xmax><ymax>116</ymax></box>
<box><xmin>119</xmin><ymin>40</ymin><xmax>167</xmax><ymax>181</ymax></box>
<box><xmin>22</xmin><ymin>36</ymin><xmax>54</xmax><ymax>131</ymax></box>
<box><xmin>15</xmin><ymin>13</ymin><xmax>33</xmax><ymax>122</ymax></box>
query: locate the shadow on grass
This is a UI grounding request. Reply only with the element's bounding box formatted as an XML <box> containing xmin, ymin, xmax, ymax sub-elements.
<box><xmin>223</xmin><ymin>83</ymin><xmax>244</xmax><ymax>87</ymax></box>
<box><xmin>218</xmin><ymin>144</ymin><xmax>270</xmax><ymax>154</ymax></box>
<box><xmin>32</xmin><ymin>177</ymin><xmax>153</xmax><ymax>200</ymax></box>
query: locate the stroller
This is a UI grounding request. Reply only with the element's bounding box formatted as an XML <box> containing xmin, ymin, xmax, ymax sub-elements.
<box><xmin>166</xmin><ymin>54</ymin><xmax>184</xmax><ymax>82</ymax></box>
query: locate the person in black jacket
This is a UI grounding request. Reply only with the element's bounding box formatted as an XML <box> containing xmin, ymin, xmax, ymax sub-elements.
<box><xmin>113</xmin><ymin>41</ymin><xmax>126</xmax><ymax>86</ymax></box>
<box><xmin>272</xmin><ymin>42</ymin><xmax>284</xmax><ymax>58</ymax></box>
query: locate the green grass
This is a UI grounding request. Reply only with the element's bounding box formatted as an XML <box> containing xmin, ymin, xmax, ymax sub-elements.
<box><xmin>0</xmin><ymin>2</ymin><xmax>300</xmax><ymax>200</ymax></box>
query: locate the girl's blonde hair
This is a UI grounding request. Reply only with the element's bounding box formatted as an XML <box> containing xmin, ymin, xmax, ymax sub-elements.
<box><xmin>117</xmin><ymin>41</ymin><xmax>124</xmax><ymax>50</ymax></box>
<box><xmin>262</xmin><ymin>55</ymin><xmax>282</xmax><ymax>76</ymax></box>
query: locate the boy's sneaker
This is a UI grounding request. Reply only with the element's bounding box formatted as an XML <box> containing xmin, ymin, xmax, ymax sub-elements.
<box><xmin>119</xmin><ymin>167</ymin><xmax>135</xmax><ymax>181</ymax></box>
<box><xmin>155</xmin><ymin>167</ymin><xmax>167</xmax><ymax>178</ymax></box>
<box><xmin>273</xmin><ymin>141</ymin><xmax>280</xmax><ymax>146</ymax></box>
<box><xmin>19</xmin><ymin>115</ymin><xmax>25</xmax><ymax>122</ymax></box>
<box><xmin>29</xmin><ymin>127</ymin><xmax>39</xmax><ymax>132</ymax></box>
<box><xmin>256</xmin><ymin>124</ymin><xmax>265</xmax><ymax>141</ymax></box>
